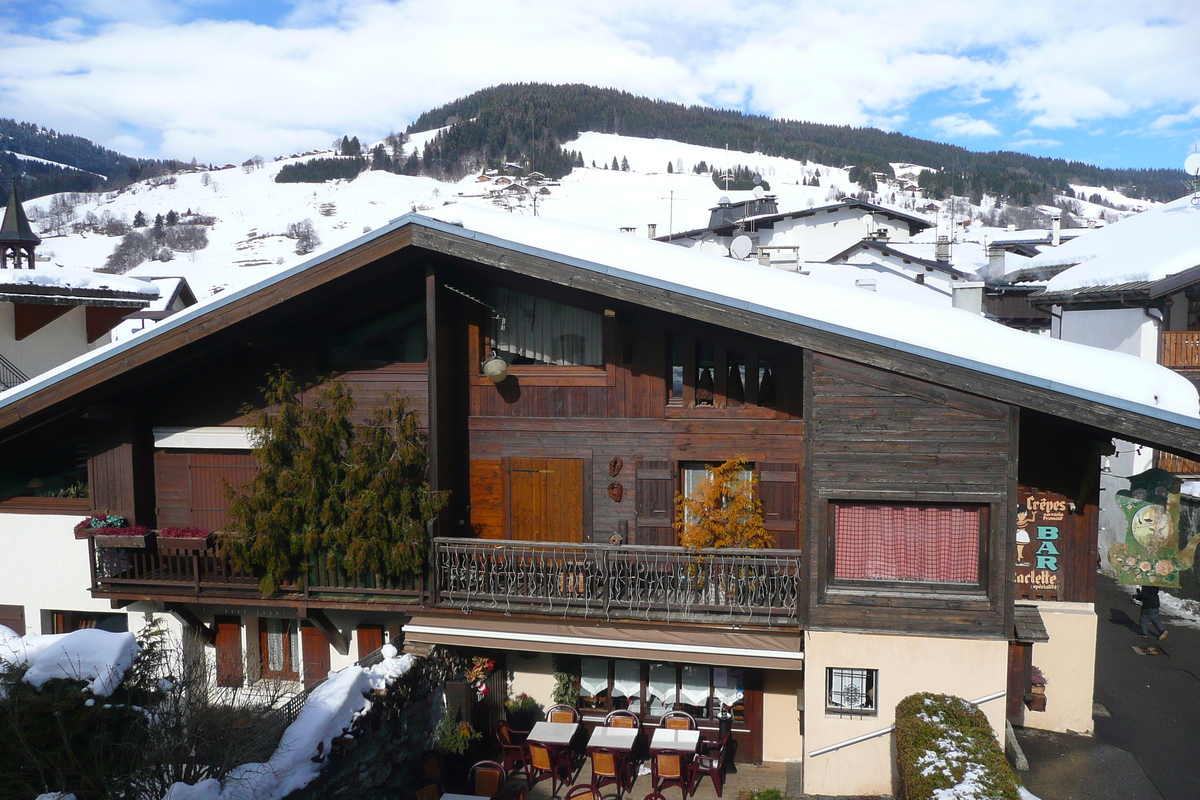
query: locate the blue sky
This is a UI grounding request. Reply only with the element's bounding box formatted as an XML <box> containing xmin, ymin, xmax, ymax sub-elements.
<box><xmin>1</xmin><ymin>0</ymin><xmax>1197</xmax><ymax>172</ymax></box>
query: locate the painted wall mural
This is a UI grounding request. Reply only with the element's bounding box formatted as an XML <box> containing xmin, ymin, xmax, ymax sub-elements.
<box><xmin>1108</xmin><ymin>468</ymin><xmax>1200</xmax><ymax>588</ymax></box>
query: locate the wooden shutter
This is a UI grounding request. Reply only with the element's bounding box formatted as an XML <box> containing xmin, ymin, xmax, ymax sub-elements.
<box><xmin>356</xmin><ymin>625</ymin><xmax>384</xmax><ymax>660</ymax></box>
<box><xmin>215</xmin><ymin>616</ymin><xmax>243</xmax><ymax>688</ymax></box>
<box><xmin>301</xmin><ymin>623</ymin><xmax>331</xmax><ymax>689</ymax></box>
<box><xmin>0</xmin><ymin>603</ymin><xmax>25</xmax><ymax>635</ymax></box>
<box><xmin>189</xmin><ymin>452</ymin><xmax>258</xmax><ymax>530</ymax></box>
<box><xmin>508</xmin><ymin>457</ymin><xmax>584</xmax><ymax>543</ymax></box>
<box><xmin>758</xmin><ymin>462</ymin><xmax>800</xmax><ymax>550</ymax></box>
<box><xmin>634</xmin><ymin>460</ymin><xmax>676</xmax><ymax>546</ymax></box>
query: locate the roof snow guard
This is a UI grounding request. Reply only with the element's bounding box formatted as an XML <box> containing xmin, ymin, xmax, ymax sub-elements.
<box><xmin>1</xmin><ymin>205</ymin><xmax>1200</xmax><ymax>458</ymax></box>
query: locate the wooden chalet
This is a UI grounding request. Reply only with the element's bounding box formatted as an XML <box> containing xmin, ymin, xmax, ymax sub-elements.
<box><xmin>1</xmin><ymin>207</ymin><xmax>1199</xmax><ymax>795</ymax></box>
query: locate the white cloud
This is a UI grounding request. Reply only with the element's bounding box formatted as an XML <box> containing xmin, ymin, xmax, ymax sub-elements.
<box><xmin>0</xmin><ymin>0</ymin><xmax>1195</xmax><ymax>164</ymax></box>
<box><xmin>930</xmin><ymin>114</ymin><xmax>1000</xmax><ymax>138</ymax></box>
<box><xmin>1009</xmin><ymin>138</ymin><xmax>1063</xmax><ymax>149</ymax></box>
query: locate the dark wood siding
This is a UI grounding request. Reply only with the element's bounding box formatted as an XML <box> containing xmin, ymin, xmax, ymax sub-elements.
<box><xmin>154</xmin><ymin>451</ymin><xmax>258</xmax><ymax>530</ymax></box>
<box><xmin>0</xmin><ymin>603</ymin><xmax>24</xmax><ymax>635</ymax></box>
<box><xmin>759</xmin><ymin>462</ymin><xmax>800</xmax><ymax>550</ymax></box>
<box><xmin>804</xmin><ymin>352</ymin><xmax>1015</xmax><ymax>637</ymax></box>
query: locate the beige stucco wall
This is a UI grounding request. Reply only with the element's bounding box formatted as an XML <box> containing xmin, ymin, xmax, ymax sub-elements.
<box><xmin>803</xmin><ymin>630</ymin><xmax>1009</xmax><ymax>798</ymax></box>
<box><xmin>762</xmin><ymin>669</ymin><xmax>804</xmax><ymax>762</ymax></box>
<box><xmin>1024</xmin><ymin>601</ymin><xmax>1096</xmax><ymax>734</ymax></box>
<box><xmin>0</xmin><ymin>512</ymin><xmax>116</xmax><ymax>634</ymax></box>
<box><xmin>508</xmin><ymin>651</ymin><xmax>557</xmax><ymax>708</ymax></box>
<box><xmin>0</xmin><ymin>304</ymin><xmax>112</xmax><ymax>381</ymax></box>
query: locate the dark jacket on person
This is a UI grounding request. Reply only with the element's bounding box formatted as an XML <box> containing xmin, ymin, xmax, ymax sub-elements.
<box><xmin>1139</xmin><ymin>586</ymin><xmax>1161</xmax><ymax>610</ymax></box>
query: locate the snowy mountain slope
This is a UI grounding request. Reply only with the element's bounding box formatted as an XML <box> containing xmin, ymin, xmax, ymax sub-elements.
<box><xmin>22</xmin><ymin>131</ymin><xmax>1156</xmax><ymax>313</ymax></box>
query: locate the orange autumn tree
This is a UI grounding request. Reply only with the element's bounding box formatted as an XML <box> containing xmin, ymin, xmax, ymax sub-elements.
<box><xmin>674</xmin><ymin>458</ymin><xmax>773</xmax><ymax>550</ymax></box>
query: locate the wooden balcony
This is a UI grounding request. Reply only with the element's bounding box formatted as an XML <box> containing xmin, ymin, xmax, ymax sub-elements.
<box><xmin>1160</xmin><ymin>331</ymin><xmax>1200</xmax><ymax>369</ymax></box>
<box><xmin>432</xmin><ymin>537</ymin><xmax>802</xmax><ymax>627</ymax></box>
<box><xmin>88</xmin><ymin>535</ymin><xmax>423</xmax><ymax>607</ymax></box>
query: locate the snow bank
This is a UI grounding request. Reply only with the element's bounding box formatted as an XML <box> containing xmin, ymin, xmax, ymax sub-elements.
<box><xmin>164</xmin><ymin>645</ymin><xmax>415</xmax><ymax>800</ymax></box>
<box><xmin>0</xmin><ymin>625</ymin><xmax>139</xmax><ymax>697</ymax></box>
<box><xmin>425</xmin><ymin>204</ymin><xmax>1200</xmax><ymax>419</ymax></box>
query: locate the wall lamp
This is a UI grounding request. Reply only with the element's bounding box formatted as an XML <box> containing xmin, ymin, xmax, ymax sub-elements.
<box><xmin>482</xmin><ymin>351</ymin><xmax>509</xmax><ymax>383</ymax></box>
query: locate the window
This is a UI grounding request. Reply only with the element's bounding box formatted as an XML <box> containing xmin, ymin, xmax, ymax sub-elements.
<box><xmin>831</xmin><ymin>503</ymin><xmax>983</xmax><ymax>584</ymax></box>
<box><xmin>680</xmin><ymin>461</ymin><xmax>753</xmax><ymax>527</ymax></box>
<box><xmin>321</xmin><ymin>300</ymin><xmax>426</xmax><ymax>367</ymax></box>
<box><xmin>0</xmin><ymin>433</ymin><xmax>88</xmax><ymax>500</ymax></box>
<box><xmin>575</xmin><ymin>657</ymin><xmax>747</xmax><ymax>725</ymax></box>
<box><xmin>490</xmin><ymin>288</ymin><xmax>603</xmax><ymax>366</ymax></box>
<box><xmin>49</xmin><ymin>610</ymin><xmax>127</xmax><ymax>634</ymax></box>
<box><xmin>259</xmin><ymin>618</ymin><xmax>300</xmax><ymax>680</ymax></box>
<box><xmin>665</xmin><ymin>333</ymin><xmax>782</xmax><ymax>413</ymax></box>
<box><xmin>826</xmin><ymin>667</ymin><xmax>877</xmax><ymax>715</ymax></box>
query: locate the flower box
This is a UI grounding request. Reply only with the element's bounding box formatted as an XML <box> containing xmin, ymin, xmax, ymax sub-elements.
<box><xmin>92</xmin><ymin>526</ymin><xmax>155</xmax><ymax>549</ymax></box>
<box><xmin>156</xmin><ymin>527</ymin><xmax>215</xmax><ymax>551</ymax></box>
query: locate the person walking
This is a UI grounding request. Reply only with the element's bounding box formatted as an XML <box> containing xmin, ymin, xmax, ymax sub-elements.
<box><xmin>1138</xmin><ymin>585</ymin><xmax>1168</xmax><ymax>640</ymax></box>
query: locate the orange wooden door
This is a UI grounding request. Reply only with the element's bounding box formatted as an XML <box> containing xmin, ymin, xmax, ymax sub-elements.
<box><xmin>508</xmin><ymin>457</ymin><xmax>584</xmax><ymax>542</ymax></box>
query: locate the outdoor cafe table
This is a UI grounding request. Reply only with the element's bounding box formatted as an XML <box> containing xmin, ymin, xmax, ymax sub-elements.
<box><xmin>587</xmin><ymin>725</ymin><xmax>639</xmax><ymax>752</ymax></box>
<box><xmin>528</xmin><ymin>720</ymin><xmax>581</xmax><ymax>747</ymax></box>
<box><xmin>649</xmin><ymin>728</ymin><xmax>701</xmax><ymax>753</ymax></box>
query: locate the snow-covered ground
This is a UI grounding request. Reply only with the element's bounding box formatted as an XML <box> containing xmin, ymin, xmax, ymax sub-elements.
<box><xmin>0</xmin><ymin>624</ymin><xmax>139</xmax><ymax>697</ymax></box>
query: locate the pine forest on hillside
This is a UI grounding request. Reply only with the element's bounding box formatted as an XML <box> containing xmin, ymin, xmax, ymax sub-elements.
<box><xmin>408</xmin><ymin>84</ymin><xmax>1186</xmax><ymax>205</ymax></box>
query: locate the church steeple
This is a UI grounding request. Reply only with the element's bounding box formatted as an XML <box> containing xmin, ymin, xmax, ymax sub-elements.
<box><xmin>1</xmin><ymin>184</ymin><xmax>41</xmax><ymax>269</ymax></box>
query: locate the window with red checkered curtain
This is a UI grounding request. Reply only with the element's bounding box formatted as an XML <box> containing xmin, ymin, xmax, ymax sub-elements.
<box><xmin>832</xmin><ymin>503</ymin><xmax>981</xmax><ymax>583</ymax></box>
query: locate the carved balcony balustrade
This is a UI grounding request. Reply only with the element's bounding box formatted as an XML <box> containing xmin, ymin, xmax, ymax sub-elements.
<box><xmin>432</xmin><ymin>537</ymin><xmax>802</xmax><ymax>627</ymax></box>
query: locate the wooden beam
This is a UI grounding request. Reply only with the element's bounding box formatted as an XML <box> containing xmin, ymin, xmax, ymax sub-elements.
<box><xmin>85</xmin><ymin>306</ymin><xmax>133</xmax><ymax>343</ymax></box>
<box><xmin>14</xmin><ymin>303</ymin><xmax>71</xmax><ymax>340</ymax></box>
<box><xmin>165</xmin><ymin>603</ymin><xmax>216</xmax><ymax>645</ymax></box>
<box><xmin>301</xmin><ymin>607</ymin><xmax>350</xmax><ymax>656</ymax></box>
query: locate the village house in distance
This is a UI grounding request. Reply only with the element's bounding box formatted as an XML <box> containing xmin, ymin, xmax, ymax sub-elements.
<box><xmin>1</xmin><ymin>204</ymin><xmax>1199</xmax><ymax>796</ymax></box>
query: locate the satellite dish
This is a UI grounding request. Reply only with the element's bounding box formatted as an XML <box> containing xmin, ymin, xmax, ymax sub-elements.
<box><xmin>730</xmin><ymin>235</ymin><xmax>753</xmax><ymax>260</ymax></box>
<box><xmin>752</xmin><ymin>186</ymin><xmax>766</xmax><ymax>199</ymax></box>
<box><xmin>753</xmin><ymin>173</ymin><xmax>763</xmax><ymax>185</ymax></box>
<box><xmin>1186</xmin><ymin>153</ymin><xmax>1200</xmax><ymax>176</ymax></box>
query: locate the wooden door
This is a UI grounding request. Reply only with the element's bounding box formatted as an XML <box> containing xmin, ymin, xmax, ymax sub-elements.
<box><xmin>508</xmin><ymin>457</ymin><xmax>584</xmax><ymax>542</ymax></box>
<box><xmin>356</xmin><ymin>625</ymin><xmax>384</xmax><ymax>660</ymax></box>
<box><xmin>301</xmin><ymin>623</ymin><xmax>331</xmax><ymax>689</ymax></box>
<box><xmin>214</xmin><ymin>616</ymin><xmax>243</xmax><ymax>688</ymax></box>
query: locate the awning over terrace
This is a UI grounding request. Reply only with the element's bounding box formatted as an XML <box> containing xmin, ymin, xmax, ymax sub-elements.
<box><xmin>403</xmin><ymin>614</ymin><xmax>804</xmax><ymax>671</ymax></box>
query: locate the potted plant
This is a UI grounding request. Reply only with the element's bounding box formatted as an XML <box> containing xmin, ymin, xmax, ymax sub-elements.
<box><xmin>504</xmin><ymin>692</ymin><xmax>543</xmax><ymax>732</ymax></box>
<box><xmin>157</xmin><ymin>526</ymin><xmax>216</xmax><ymax>551</ymax></box>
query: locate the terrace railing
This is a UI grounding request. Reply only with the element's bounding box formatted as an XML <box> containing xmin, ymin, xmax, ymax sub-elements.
<box><xmin>88</xmin><ymin>534</ymin><xmax>423</xmax><ymax>603</ymax></box>
<box><xmin>1161</xmin><ymin>331</ymin><xmax>1200</xmax><ymax>369</ymax></box>
<box><xmin>433</xmin><ymin>537</ymin><xmax>802</xmax><ymax>627</ymax></box>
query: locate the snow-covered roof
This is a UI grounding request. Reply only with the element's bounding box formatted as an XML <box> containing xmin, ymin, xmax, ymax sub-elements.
<box><xmin>0</xmin><ymin>626</ymin><xmax>139</xmax><ymax>697</ymax></box>
<box><xmin>0</xmin><ymin>265</ymin><xmax>159</xmax><ymax>299</ymax></box>
<box><xmin>1041</xmin><ymin>195</ymin><xmax>1200</xmax><ymax>293</ymax></box>
<box><xmin>0</xmin><ymin>204</ymin><xmax>1197</xmax><ymax>438</ymax></box>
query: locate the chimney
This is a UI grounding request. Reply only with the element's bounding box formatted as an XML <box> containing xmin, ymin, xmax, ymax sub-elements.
<box><xmin>647</xmin><ymin>223</ymin><xmax>657</xmax><ymax>238</ymax></box>
<box><xmin>1007</xmin><ymin>223</ymin><xmax>1016</xmax><ymax>232</ymax></box>
<box><xmin>952</xmin><ymin>282</ymin><xmax>985</xmax><ymax>315</ymax></box>
<box><xmin>984</xmin><ymin>244</ymin><xmax>1006</xmax><ymax>282</ymax></box>
<box><xmin>935</xmin><ymin>235</ymin><xmax>951</xmax><ymax>264</ymax></box>
<box><xmin>1051</xmin><ymin>212</ymin><xmax>1061</xmax><ymax>247</ymax></box>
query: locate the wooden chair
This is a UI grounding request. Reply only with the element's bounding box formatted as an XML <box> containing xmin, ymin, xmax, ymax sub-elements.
<box><xmin>604</xmin><ymin>709</ymin><xmax>641</xmax><ymax>729</ymax></box>
<box><xmin>651</xmin><ymin>749</ymin><xmax>693</xmax><ymax>798</ymax></box>
<box><xmin>564</xmin><ymin>785</ymin><xmax>599</xmax><ymax>800</ymax></box>
<box><xmin>526</xmin><ymin>741</ymin><xmax>573</xmax><ymax>795</ymax></box>
<box><xmin>468</xmin><ymin>760</ymin><xmax>506</xmax><ymax>797</ymax></box>
<box><xmin>547</xmin><ymin>703</ymin><xmax>581</xmax><ymax>723</ymax></box>
<box><xmin>589</xmin><ymin>746</ymin><xmax>634</xmax><ymax>798</ymax></box>
<box><xmin>660</xmin><ymin>711</ymin><xmax>696</xmax><ymax>730</ymax></box>
<box><xmin>692</xmin><ymin>736</ymin><xmax>728</xmax><ymax>797</ymax></box>
<box><xmin>414</xmin><ymin>779</ymin><xmax>440</xmax><ymax>800</ymax></box>
<box><xmin>496</xmin><ymin>720</ymin><xmax>529</xmax><ymax>778</ymax></box>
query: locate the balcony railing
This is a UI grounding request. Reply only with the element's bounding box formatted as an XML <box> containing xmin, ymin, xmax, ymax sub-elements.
<box><xmin>433</xmin><ymin>537</ymin><xmax>802</xmax><ymax>626</ymax></box>
<box><xmin>89</xmin><ymin>535</ymin><xmax>423</xmax><ymax>603</ymax></box>
<box><xmin>1160</xmin><ymin>331</ymin><xmax>1200</xmax><ymax>369</ymax></box>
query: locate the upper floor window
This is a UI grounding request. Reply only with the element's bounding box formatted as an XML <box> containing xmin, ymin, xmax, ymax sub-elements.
<box><xmin>831</xmin><ymin>502</ymin><xmax>983</xmax><ymax>585</ymax></box>
<box><xmin>490</xmin><ymin>288</ymin><xmax>603</xmax><ymax>367</ymax></box>
<box><xmin>667</xmin><ymin>333</ymin><xmax>780</xmax><ymax>412</ymax></box>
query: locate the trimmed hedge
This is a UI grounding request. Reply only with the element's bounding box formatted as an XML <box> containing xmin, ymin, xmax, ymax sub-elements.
<box><xmin>895</xmin><ymin>693</ymin><xmax>1020</xmax><ymax>800</ymax></box>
